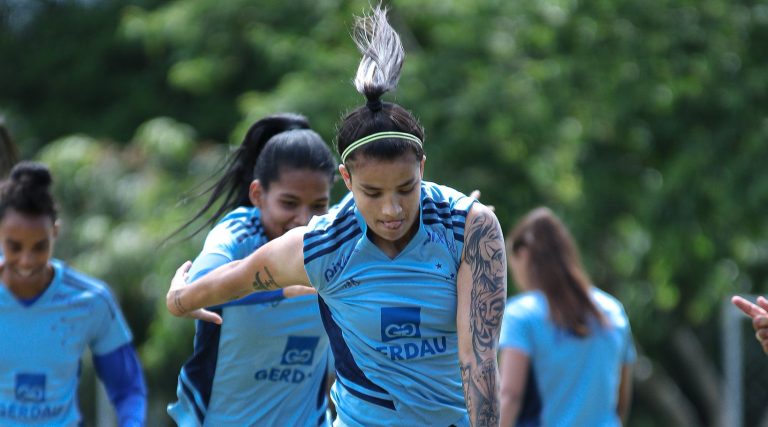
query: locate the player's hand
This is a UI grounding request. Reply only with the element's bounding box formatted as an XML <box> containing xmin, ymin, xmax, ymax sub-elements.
<box><xmin>469</xmin><ymin>190</ymin><xmax>495</xmax><ymax>212</ymax></box>
<box><xmin>167</xmin><ymin>261</ymin><xmax>223</xmax><ymax>324</ymax></box>
<box><xmin>731</xmin><ymin>295</ymin><xmax>768</xmax><ymax>318</ymax></box>
<box><xmin>732</xmin><ymin>295</ymin><xmax>768</xmax><ymax>355</ymax></box>
<box><xmin>283</xmin><ymin>285</ymin><xmax>318</xmax><ymax>298</ymax></box>
<box><xmin>755</xmin><ymin>315</ymin><xmax>768</xmax><ymax>355</ymax></box>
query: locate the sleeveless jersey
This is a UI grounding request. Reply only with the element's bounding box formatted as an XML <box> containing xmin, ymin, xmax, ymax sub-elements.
<box><xmin>303</xmin><ymin>181</ymin><xmax>475</xmax><ymax>427</ymax></box>
<box><xmin>0</xmin><ymin>258</ymin><xmax>133</xmax><ymax>426</ymax></box>
<box><xmin>168</xmin><ymin>206</ymin><xmax>330</xmax><ymax>427</ymax></box>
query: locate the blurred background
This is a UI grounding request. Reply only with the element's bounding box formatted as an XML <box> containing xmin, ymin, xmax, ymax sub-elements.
<box><xmin>2</xmin><ymin>0</ymin><xmax>768</xmax><ymax>425</ymax></box>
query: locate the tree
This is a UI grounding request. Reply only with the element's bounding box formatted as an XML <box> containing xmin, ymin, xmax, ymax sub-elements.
<box><xmin>5</xmin><ymin>0</ymin><xmax>767</xmax><ymax>424</ymax></box>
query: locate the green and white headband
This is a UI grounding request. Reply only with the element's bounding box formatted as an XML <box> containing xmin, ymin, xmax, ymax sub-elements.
<box><xmin>340</xmin><ymin>131</ymin><xmax>423</xmax><ymax>163</ymax></box>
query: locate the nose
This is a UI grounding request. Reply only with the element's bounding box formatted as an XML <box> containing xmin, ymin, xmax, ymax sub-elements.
<box><xmin>18</xmin><ymin>251</ymin><xmax>36</xmax><ymax>269</ymax></box>
<box><xmin>294</xmin><ymin>206</ymin><xmax>313</xmax><ymax>227</ymax></box>
<box><xmin>381</xmin><ymin>195</ymin><xmax>403</xmax><ymax>218</ymax></box>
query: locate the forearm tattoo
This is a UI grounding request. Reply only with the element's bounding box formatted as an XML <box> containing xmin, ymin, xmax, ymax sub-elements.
<box><xmin>252</xmin><ymin>266</ymin><xmax>278</xmax><ymax>291</ymax></box>
<box><xmin>173</xmin><ymin>290</ymin><xmax>187</xmax><ymax>314</ymax></box>
<box><xmin>460</xmin><ymin>360</ymin><xmax>499</xmax><ymax>427</ymax></box>
<box><xmin>462</xmin><ymin>210</ymin><xmax>506</xmax><ymax>426</ymax></box>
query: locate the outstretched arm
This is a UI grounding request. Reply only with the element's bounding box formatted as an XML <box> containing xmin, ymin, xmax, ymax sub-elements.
<box><xmin>457</xmin><ymin>204</ymin><xmax>507</xmax><ymax>427</ymax></box>
<box><xmin>732</xmin><ymin>295</ymin><xmax>768</xmax><ymax>355</ymax></box>
<box><xmin>166</xmin><ymin>227</ymin><xmax>311</xmax><ymax>321</ymax></box>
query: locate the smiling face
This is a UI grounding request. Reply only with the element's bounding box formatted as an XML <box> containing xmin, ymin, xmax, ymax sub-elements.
<box><xmin>340</xmin><ymin>154</ymin><xmax>425</xmax><ymax>255</ymax></box>
<box><xmin>0</xmin><ymin>209</ymin><xmax>57</xmax><ymax>297</ymax></box>
<box><xmin>251</xmin><ymin>168</ymin><xmax>332</xmax><ymax>241</ymax></box>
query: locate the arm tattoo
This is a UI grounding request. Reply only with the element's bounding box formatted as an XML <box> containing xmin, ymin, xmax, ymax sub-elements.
<box><xmin>252</xmin><ymin>266</ymin><xmax>278</xmax><ymax>291</ymax></box>
<box><xmin>461</xmin><ymin>360</ymin><xmax>499</xmax><ymax>427</ymax></box>
<box><xmin>462</xmin><ymin>210</ymin><xmax>506</xmax><ymax>426</ymax></box>
<box><xmin>173</xmin><ymin>290</ymin><xmax>187</xmax><ymax>315</ymax></box>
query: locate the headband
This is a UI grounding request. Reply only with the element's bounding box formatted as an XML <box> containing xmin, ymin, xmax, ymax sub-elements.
<box><xmin>340</xmin><ymin>131</ymin><xmax>423</xmax><ymax>163</ymax></box>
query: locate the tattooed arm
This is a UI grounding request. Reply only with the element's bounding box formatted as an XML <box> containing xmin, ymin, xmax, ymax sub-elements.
<box><xmin>457</xmin><ymin>204</ymin><xmax>507</xmax><ymax>427</ymax></box>
<box><xmin>166</xmin><ymin>227</ymin><xmax>312</xmax><ymax>320</ymax></box>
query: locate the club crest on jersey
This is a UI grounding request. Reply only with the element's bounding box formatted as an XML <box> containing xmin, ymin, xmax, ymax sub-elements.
<box><xmin>280</xmin><ymin>336</ymin><xmax>320</xmax><ymax>366</ymax></box>
<box><xmin>380</xmin><ymin>307</ymin><xmax>422</xmax><ymax>342</ymax></box>
<box><xmin>15</xmin><ymin>373</ymin><xmax>46</xmax><ymax>403</ymax></box>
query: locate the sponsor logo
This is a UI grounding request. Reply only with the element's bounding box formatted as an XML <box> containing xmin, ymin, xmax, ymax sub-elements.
<box><xmin>380</xmin><ymin>307</ymin><xmax>421</xmax><ymax>342</ymax></box>
<box><xmin>0</xmin><ymin>403</ymin><xmax>65</xmax><ymax>421</ymax></box>
<box><xmin>15</xmin><ymin>374</ymin><xmax>45</xmax><ymax>403</ymax></box>
<box><xmin>254</xmin><ymin>368</ymin><xmax>310</xmax><ymax>383</ymax></box>
<box><xmin>376</xmin><ymin>336</ymin><xmax>449</xmax><ymax>361</ymax></box>
<box><xmin>324</xmin><ymin>250</ymin><xmax>352</xmax><ymax>282</ymax></box>
<box><xmin>255</xmin><ymin>336</ymin><xmax>320</xmax><ymax>384</ymax></box>
<box><xmin>280</xmin><ymin>336</ymin><xmax>320</xmax><ymax>366</ymax></box>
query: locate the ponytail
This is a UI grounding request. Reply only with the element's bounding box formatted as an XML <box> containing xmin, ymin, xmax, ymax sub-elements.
<box><xmin>337</xmin><ymin>6</ymin><xmax>424</xmax><ymax>166</ymax></box>
<box><xmin>352</xmin><ymin>6</ymin><xmax>405</xmax><ymax>105</ymax></box>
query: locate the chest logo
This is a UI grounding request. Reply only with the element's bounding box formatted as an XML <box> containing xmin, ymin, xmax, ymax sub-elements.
<box><xmin>380</xmin><ymin>307</ymin><xmax>422</xmax><ymax>342</ymax></box>
<box><xmin>280</xmin><ymin>336</ymin><xmax>320</xmax><ymax>366</ymax></box>
<box><xmin>15</xmin><ymin>373</ymin><xmax>46</xmax><ymax>403</ymax></box>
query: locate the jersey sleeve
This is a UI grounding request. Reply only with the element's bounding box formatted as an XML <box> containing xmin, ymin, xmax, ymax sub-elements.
<box><xmin>620</xmin><ymin>307</ymin><xmax>638</xmax><ymax>364</ymax></box>
<box><xmin>303</xmin><ymin>200</ymin><xmax>361</xmax><ymax>292</ymax></box>
<box><xmin>499</xmin><ymin>297</ymin><xmax>534</xmax><ymax>355</ymax></box>
<box><xmin>89</xmin><ymin>288</ymin><xmax>134</xmax><ymax>356</ymax></box>
<box><xmin>93</xmin><ymin>343</ymin><xmax>147</xmax><ymax>427</ymax></box>
<box><xmin>194</xmin><ymin>219</ymin><xmax>252</xmax><ymax>265</ymax></box>
<box><xmin>422</xmin><ymin>182</ymin><xmax>476</xmax><ymax>264</ymax></box>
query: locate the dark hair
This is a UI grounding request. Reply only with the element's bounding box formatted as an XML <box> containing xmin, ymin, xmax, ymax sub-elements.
<box><xmin>337</xmin><ymin>6</ymin><xmax>424</xmax><ymax>166</ymax></box>
<box><xmin>0</xmin><ymin>161</ymin><xmax>57</xmax><ymax>222</ymax></box>
<box><xmin>507</xmin><ymin>207</ymin><xmax>606</xmax><ymax>337</ymax></box>
<box><xmin>174</xmin><ymin>113</ymin><xmax>336</xmax><ymax>238</ymax></box>
<box><xmin>0</xmin><ymin>122</ymin><xmax>19</xmax><ymax>179</ymax></box>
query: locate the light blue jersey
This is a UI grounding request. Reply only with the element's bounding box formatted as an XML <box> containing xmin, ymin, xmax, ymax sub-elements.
<box><xmin>500</xmin><ymin>288</ymin><xmax>637</xmax><ymax>427</ymax></box>
<box><xmin>0</xmin><ymin>258</ymin><xmax>134</xmax><ymax>426</ymax></box>
<box><xmin>169</xmin><ymin>206</ymin><xmax>331</xmax><ymax>427</ymax></box>
<box><xmin>303</xmin><ymin>181</ymin><xmax>475</xmax><ymax>427</ymax></box>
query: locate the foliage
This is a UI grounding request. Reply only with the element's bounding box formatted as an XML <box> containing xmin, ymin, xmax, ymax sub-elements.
<box><xmin>3</xmin><ymin>0</ymin><xmax>768</xmax><ymax>424</ymax></box>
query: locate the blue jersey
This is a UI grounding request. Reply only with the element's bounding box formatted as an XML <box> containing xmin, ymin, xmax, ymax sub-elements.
<box><xmin>500</xmin><ymin>288</ymin><xmax>636</xmax><ymax>427</ymax></box>
<box><xmin>303</xmin><ymin>181</ymin><xmax>475</xmax><ymax>427</ymax></box>
<box><xmin>168</xmin><ymin>207</ymin><xmax>331</xmax><ymax>427</ymax></box>
<box><xmin>0</xmin><ymin>258</ymin><xmax>135</xmax><ymax>426</ymax></box>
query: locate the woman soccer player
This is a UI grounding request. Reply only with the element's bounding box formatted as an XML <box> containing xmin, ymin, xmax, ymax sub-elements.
<box><xmin>167</xmin><ymin>113</ymin><xmax>337</xmax><ymax>426</ymax></box>
<box><xmin>165</xmin><ymin>6</ymin><xmax>506</xmax><ymax>427</ymax></box>
<box><xmin>499</xmin><ymin>207</ymin><xmax>635</xmax><ymax>427</ymax></box>
<box><xmin>0</xmin><ymin>162</ymin><xmax>146</xmax><ymax>426</ymax></box>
